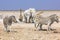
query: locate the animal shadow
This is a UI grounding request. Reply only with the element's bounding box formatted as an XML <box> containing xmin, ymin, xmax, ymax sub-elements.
<box><xmin>39</xmin><ymin>29</ymin><xmax>47</xmax><ymax>31</ymax></box>
<box><xmin>6</xmin><ymin>30</ymin><xmax>18</xmax><ymax>33</ymax></box>
<box><xmin>39</xmin><ymin>29</ymin><xmax>56</xmax><ymax>31</ymax></box>
<box><xmin>53</xmin><ymin>30</ymin><xmax>60</xmax><ymax>33</ymax></box>
<box><xmin>11</xmin><ymin>30</ymin><xmax>17</xmax><ymax>32</ymax></box>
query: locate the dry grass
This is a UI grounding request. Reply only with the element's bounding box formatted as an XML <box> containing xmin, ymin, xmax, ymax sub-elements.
<box><xmin>0</xmin><ymin>22</ymin><xmax>60</xmax><ymax>40</ymax></box>
<box><xmin>0</xmin><ymin>11</ymin><xmax>60</xmax><ymax>40</ymax></box>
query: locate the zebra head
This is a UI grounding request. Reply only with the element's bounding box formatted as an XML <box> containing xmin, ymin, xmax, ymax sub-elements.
<box><xmin>54</xmin><ymin>15</ymin><xmax>59</xmax><ymax>23</ymax></box>
<box><xmin>11</xmin><ymin>15</ymin><xmax>18</xmax><ymax>23</ymax></box>
<box><xmin>49</xmin><ymin>14</ymin><xmax>59</xmax><ymax>23</ymax></box>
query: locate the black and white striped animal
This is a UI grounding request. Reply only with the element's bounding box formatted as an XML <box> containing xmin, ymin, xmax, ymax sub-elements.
<box><xmin>34</xmin><ymin>14</ymin><xmax>59</xmax><ymax>31</ymax></box>
<box><xmin>3</xmin><ymin>15</ymin><xmax>18</xmax><ymax>32</ymax></box>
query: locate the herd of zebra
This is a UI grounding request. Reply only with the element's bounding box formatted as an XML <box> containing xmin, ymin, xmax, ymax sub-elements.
<box><xmin>1</xmin><ymin>8</ymin><xmax>60</xmax><ymax>32</ymax></box>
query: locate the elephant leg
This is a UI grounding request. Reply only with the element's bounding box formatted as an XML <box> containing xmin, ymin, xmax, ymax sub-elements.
<box><xmin>29</xmin><ymin>17</ymin><xmax>31</xmax><ymax>23</ymax></box>
<box><xmin>25</xmin><ymin>17</ymin><xmax>27</xmax><ymax>23</ymax></box>
<box><xmin>25</xmin><ymin>18</ymin><xmax>27</xmax><ymax>23</ymax></box>
<box><xmin>27</xmin><ymin>16</ymin><xmax>30</xmax><ymax>23</ymax></box>
<box><xmin>31</xmin><ymin>17</ymin><xmax>34</xmax><ymax>23</ymax></box>
<box><xmin>29</xmin><ymin>16</ymin><xmax>34</xmax><ymax>23</ymax></box>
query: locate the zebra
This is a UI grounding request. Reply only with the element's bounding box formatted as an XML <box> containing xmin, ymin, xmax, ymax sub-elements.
<box><xmin>3</xmin><ymin>15</ymin><xmax>18</xmax><ymax>32</ymax></box>
<box><xmin>34</xmin><ymin>14</ymin><xmax>59</xmax><ymax>31</ymax></box>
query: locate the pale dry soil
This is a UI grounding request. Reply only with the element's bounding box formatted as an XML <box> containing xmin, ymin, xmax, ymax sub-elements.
<box><xmin>0</xmin><ymin>22</ymin><xmax>60</xmax><ymax>40</ymax></box>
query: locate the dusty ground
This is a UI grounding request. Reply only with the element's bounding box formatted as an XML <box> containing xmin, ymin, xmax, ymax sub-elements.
<box><xmin>0</xmin><ymin>10</ymin><xmax>60</xmax><ymax>40</ymax></box>
<box><xmin>0</xmin><ymin>21</ymin><xmax>60</xmax><ymax>40</ymax></box>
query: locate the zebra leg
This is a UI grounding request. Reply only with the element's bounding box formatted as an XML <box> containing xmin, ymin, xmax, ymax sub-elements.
<box><xmin>39</xmin><ymin>24</ymin><xmax>42</xmax><ymax>30</ymax></box>
<box><xmin>48</xmin><ymin>22</ymin><xmax>53</xmax><ymax>31</ymax></box>
<box><xmin>35</xmin><ymin>23</ymin><xmax>39</xmax><ymax>28</ymax></box>
<box><xmin>4</xmin><ymin>25</ymin><xmax>7</xmax><ymax>31</ymax></box>
<box><xmin>35</xmin><ymin>23</ymin><xmax>40</xmax><ymax>31</ymax></box>
<box><xmin>48</xmin><ymin>25</ymin><xmax>51</xmax><ymax>31</ymax></box>
<box><xmin>4</xmin><ymin>25</ymin><xmax>10</xmax><ymax>32</ymax></box>
<box><xmin>49</xmin><ymin>22</ymin><xmax>53</xmax><ymax>30</ymax></box>
<box><xmin>47</xmin><ymin>21</ymin><xmax>51</xmax><ymax>31</ymax></box>
<box><xmin>47</xmin><ymin>23</ymin><xmax>51</xmax><ymax>33</ymax></box>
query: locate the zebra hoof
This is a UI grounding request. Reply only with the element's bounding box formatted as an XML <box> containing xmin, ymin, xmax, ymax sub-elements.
<box><xmin>7</xmin><ymin>30</ymin><xmax>10</xmax><ymax>32</ymax></box>
<box><xmin>32</xmin><ymin>22</ymin><xmax>34</xmax><ymax>23</ymax></box>
<box><xmin>50</xmin><ymin>28</ymin><xmax>56</xmax><ymax>31</ymax></box>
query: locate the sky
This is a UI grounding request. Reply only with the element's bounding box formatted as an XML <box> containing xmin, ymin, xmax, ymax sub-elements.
<box><xmin>0</xmin><ymin>0</ymin><xmax>60</xmax><ymax>10</ymax></box>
